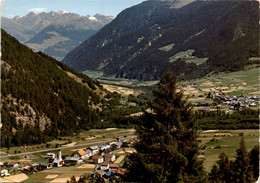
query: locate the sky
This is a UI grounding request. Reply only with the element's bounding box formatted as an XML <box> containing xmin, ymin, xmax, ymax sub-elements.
<box><xmin>1</xmin><ymin>0</ymin><xmax>145</xmax><ymax>18</ymax></box>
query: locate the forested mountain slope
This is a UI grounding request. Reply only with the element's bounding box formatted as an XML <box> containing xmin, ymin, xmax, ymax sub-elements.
<box><xmin>63</xmin><ymin>0</ymin><xmax>259</xmax><ymax>80</ymax></box>
<box><xmin>1</xmin><ymin>29</ymin><xmax>113</xmax><ymax>147</ymax></box>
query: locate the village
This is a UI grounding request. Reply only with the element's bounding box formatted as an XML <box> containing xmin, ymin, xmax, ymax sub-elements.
<box><xmin>0</xmin><ymin>136</ymin><xmax>135</xmax><ymax>182</ymax></box>
<box><xmin>196</xmin><ymin>92</ymin><xmax>260</xmax><ymax>113</ymax></box>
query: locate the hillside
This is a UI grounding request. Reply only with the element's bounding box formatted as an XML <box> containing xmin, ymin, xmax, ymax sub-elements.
<box><xmin>1</xmin><ymin>29</ymin><xmax>114</xmax><ymax>147</ymax></box>
<box><xmin>2</xmin><ymin>11</ymin><xmax>114</xmax><ymax>60</ymax></box>
<box><xmin>63</xmin><ymin>0</ymin><xmax>259</xmax><ymax>80</ymax></box>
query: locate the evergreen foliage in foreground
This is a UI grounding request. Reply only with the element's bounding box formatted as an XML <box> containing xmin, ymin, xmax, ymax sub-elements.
<box><xmin>125</xmin><ymin>71</ymin><xmax>207</xmax><ymax>182</ymax></box>
<box><xmin>208</xmin><ymin>138</ymin><xmax>258</xmax><ymax>183</ymax></box>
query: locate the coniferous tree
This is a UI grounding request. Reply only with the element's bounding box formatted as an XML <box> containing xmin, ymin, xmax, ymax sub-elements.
<box><xmin>125</xmin><ymin>71</ymin><xmax>207</xmax><ymax>182</ymax></box>
<box><xmin>232</xmin><ymin>137</ymin><xmax>254</xmax><ymax>183</ymax></box>
<box><xmin>248</xmin><ymin>145</ymin><xmax>259</xmax><ymax>181</ymax></box>
<box><xmin>217</xmin><ymin>152</ymin><xmax>233</xmax><ymax>182</ymax></box>
<box><xmin>208</xmin><ymin>164</ymin><xmax>220</xmax><ymax>183</ymax></box>
<box><xmin>209</xmin><ymin>152</ymin><xmax>233</xmax><ymax>183</ymax></box>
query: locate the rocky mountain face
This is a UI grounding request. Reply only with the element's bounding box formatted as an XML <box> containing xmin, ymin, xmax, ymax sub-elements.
<box><xmin>1</xmin><ymin>29</ymin><xmax>112</xmax><ymax>147</ymax></box>
<box><xmin>63</xmin><ymin>0</ymin><xmax>259</xmax><ymax>80</ymax></box>
<box><xmin>2</xmin><ymin>11</ymin><xmax>114</xmax><ymax>60</ymax></box>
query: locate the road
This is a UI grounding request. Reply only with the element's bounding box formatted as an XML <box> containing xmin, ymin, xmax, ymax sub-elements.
<box><xmin>0</xmin><ymin>136</ymin><xmax>137</xmax><ymax>158</ymax></box>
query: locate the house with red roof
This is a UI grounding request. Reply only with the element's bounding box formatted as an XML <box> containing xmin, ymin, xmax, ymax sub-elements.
<box><xmin>92</xmin><ymin>155</ymin><xmax>103</xmax><ymax>164</ymax></box>
<box><xmin>100</xmin><ymin>162</ymin><xmax>109</xmax><ymax>170</ymax></box>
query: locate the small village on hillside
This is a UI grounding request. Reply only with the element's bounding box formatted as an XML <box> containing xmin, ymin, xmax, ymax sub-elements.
<box><xmin>195</xmin><ymin>92</ymin><xmax>260</xmax><ymax>112</ymax></box>
<box><xmin>0</xmin><ymin>136</ymin><xmax>136</xmax><ymax>182</ymax></box>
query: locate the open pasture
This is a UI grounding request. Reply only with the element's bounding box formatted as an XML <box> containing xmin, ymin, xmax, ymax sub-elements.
<box><xmin>199</xmin><ymin>129</ymin><xmax>259</xmax><ymax>172</ymax></box>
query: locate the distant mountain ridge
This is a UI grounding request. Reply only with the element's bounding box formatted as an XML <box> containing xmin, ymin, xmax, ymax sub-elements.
<box><xmin>63</xmin><ymin>0</ymin><xmax>259</xmax><ymax>80</ymax></box>
<box><xmin>2</xmin><ymin>11</ymin><xmax>114</xmax><ymax>60</ymax></box>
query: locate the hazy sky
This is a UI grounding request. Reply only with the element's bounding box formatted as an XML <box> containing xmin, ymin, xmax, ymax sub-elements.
<box><xmin>1</xmin><ymin>0</ymin><xmax>145</xmax><ymax>18</ymax></box>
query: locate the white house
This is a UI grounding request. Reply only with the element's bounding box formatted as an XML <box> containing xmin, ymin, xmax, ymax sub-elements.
<box><xmin>100</xmin><ymin>162</ymin><xmax>109</xmax><ymax>170</ymax></box>
<box><xmin>98</xmin><ymin>144</ymin><xmax>111</xmax><ymax>151</ymax></box>
<box><xmin>0</xmin><ymin>167</ymin><xmax>10</xmax><ymax>177</ymax></box>
<box><xmin>88</xmin><ymin>146</ymin><xmax>99</xmax><ymax>155</ymax></box>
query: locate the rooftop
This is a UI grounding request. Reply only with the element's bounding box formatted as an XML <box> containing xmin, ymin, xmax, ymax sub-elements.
<box><xmin>92</xmin><ymin>155</ymin><xmax>101</xmax><ymax>159</ymax></box>
<box><xmin>104</xmin><ymin>153</ymin><xmax>114</xmax><ymax>158</ymax></box>
<box><xmin>65</xmin><ymin>157</ymin><xmax>79</xmax><ymax>161</ymax></box>
<box><xmin>89</xmin><ymin>146</ymin><xmax>99</xmax><ymax>150</ymax></box>
<box><xmin>109</xmin><ymin>164</ymin><xmax>119</xmax><ymax>168</ymax></box>
<box><xmin>100</xmin><ymin>162</ymin><xmax>109</xmax><ymax>166</ymax></box>
<box><xmin>77</xmin><ymin>149</ymin><xmax>87</xmax><ymax>156</ymax></box>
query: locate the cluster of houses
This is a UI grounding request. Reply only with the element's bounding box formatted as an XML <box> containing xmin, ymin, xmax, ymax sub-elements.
<box><xmin>197</xmin><ymin>93</ymin><xmax>259</xmax><ymax>113</ymax></box>
<box><xmin>0</xmin><ymin>162</ymin><xmax>17</xmax><ymax>177</ymax></box>
<box><xmin>71</xmin><ymin>140</ymin><xmax>126</xmax><ymax>179</ymax></box>
<box><xmin>212</xmin><ymin>93</ymin><xmax>259</xmax><ymax>109</ymax></box>
<box><xmin>1</xmin><ymin>137</ymin><xmax>127</xmax><ymax>180</ymax></box>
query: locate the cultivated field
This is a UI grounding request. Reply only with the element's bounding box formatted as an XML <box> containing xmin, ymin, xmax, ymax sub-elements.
<box><xmin>169</xmin><ymin>49</ymin><xmax>208</xmax><ymax>65</ymax></box>
<box><xmin>199</xmin><ymin>129</ymin><xmax>259</xmax><ymax>171</ymax></box>
<box><xmin>181</xmin><ymin>66</ymin><xmax>260</xmax><ymax>103</ymax></box>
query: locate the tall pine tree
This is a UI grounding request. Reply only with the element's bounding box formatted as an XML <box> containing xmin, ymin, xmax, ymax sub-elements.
<box><xmin>125</xmin><ymin>71</ymin><xmax>207</xmax><ymax>182</ymax></box>
<box><xmin>232</xmin><ymin>137</ymin><xmax>254</xmax><ymax>183</ymax></box>
<box><xmin>209</xmin><ymin>152</ymin><xmax>233</xmax><ymax>183</ymax></box>
<box><xmin>248</xmin><ymin>145</ymin><xmax>259</xmax><ymax>181</ymax></box>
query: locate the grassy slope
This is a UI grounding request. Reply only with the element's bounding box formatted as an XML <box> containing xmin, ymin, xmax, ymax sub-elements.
<box><xmin>199</xmin><ymin>129</ymin><xmax>259</xmax><ymax>171</ymax></box>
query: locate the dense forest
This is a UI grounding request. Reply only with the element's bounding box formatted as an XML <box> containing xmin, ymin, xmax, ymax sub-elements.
<box><xmin>1</xmin><ymin>29</ymin><xmax>119</xmax><ymax>147</ymax></box>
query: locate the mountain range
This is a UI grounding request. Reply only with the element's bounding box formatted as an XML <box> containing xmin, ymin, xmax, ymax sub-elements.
<box><xmin>2</xmin><ymin>11</ymin><xmax>114</xmax><ymax>60</ymax></box>
<box><xmin>63</xmin><ymin>0</ymin><xmax>259</xmax><ymax>80</ymax></box>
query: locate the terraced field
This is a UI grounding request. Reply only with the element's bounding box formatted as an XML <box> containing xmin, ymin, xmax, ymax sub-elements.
<box><xmin>181</xmin><ymin>65</ymin><xmax>260</xmax><ymax>103</ymax></box>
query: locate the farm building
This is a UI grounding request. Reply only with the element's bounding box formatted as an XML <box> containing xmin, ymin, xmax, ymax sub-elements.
<box><xmin>74</xmin><ymin>149</ymin><xmax>88</xmax><ymax>159</ymax></box>
<box><xmin>38</xmin><ymin>162</ymin><xmax>52</xmax><ymax>169</ymax></box>
<box><xmin>64</xmin><ymin>157</ymin><xmax>82</xmax><ymax>164</ymax></box>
